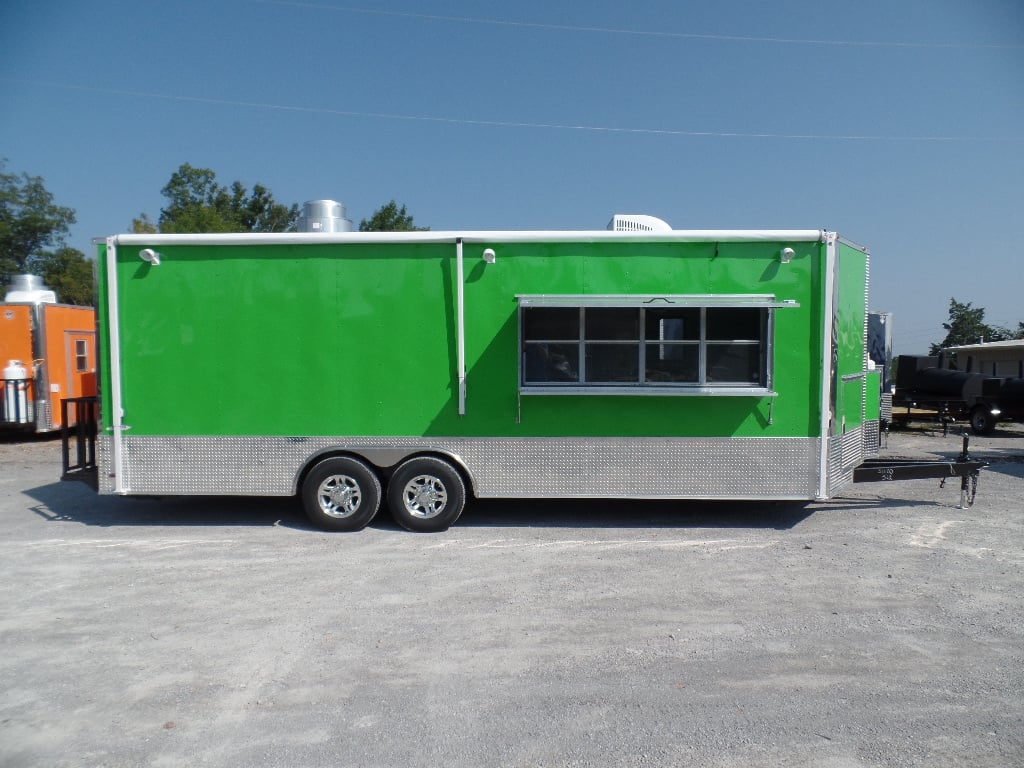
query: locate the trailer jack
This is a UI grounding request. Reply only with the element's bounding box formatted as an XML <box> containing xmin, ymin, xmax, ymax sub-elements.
<box><xmin>852</xmin><ymin>433</ymin><xmax>986</xmax><ymax>508</ymax></box>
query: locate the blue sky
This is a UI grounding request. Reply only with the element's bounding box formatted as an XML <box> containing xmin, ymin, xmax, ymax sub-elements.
<box><xmin>2</xmin><ymin>0</ymin><xmax>1022</xmax><ymax>352</ymax></box>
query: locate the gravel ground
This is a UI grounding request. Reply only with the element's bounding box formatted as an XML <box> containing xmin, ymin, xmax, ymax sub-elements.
<box><xmin>0</xmin><ymin>425</ymin><xmax>1021</xmax><ymax>767</ymax></box>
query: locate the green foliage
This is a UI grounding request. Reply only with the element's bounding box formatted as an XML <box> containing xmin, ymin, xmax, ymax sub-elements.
<box><xmin>0</xmin><ymin>158</ymin><xmax>77</xmax><ymax>283</ymax></box>
<box><xmin>928</xmin><ymin>298</ymin><xmax>1013</xmax><ymax>355</ymax></box>
<box><xmin>131</xmin><ymin>213</ymin><xmax>157</xmax><ymax>234</ymax></box>
<box><xmin>36</xmin><ymin>246</ymin><xmax>94</xmax><ymax>305</ymax></box>
<box><xmin>146</xmin><ymin>164</ymin><xmax>299</xmax><ymax>234</ymax></box>
<box><xmin>0</xmin><ymin>159</ymin><xmax>93</xmax><ymax>304</ymax></box>
<box><xmin>359</xmin><ymin>200</ymin><xmax>428</xmax><ymax>232</ymax></box>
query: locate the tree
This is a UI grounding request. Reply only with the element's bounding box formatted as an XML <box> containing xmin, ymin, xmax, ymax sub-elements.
<box><xmin>238</xmin><ymin>183</ymin><xmax>299</xmax><ymax>232</ymax></box>
<box><xmin>141</xmin><ymin>164</ymin><xmax>299</xmax><ymax>234</ymax></box>
<box><xmin>929</xmin><ymin>298</ymin><xmax>1011</xmax><ymax>355</ymax></box>
<box><xmin>0</xmin><ymin>159</ymin><xmax>77</xmax><ymax>282</ymax></box>
<box><xmin>359</xmin><ymin>200</ymin><xmax>428</xmax><ymax>232</ymax></box>
<box><xmin>0</xmin><ymin>159</ymin><xmax>92</xmax><ymax>304</ymax></box>
<box><xmin>36</xmin><ymin>246</ymin><xmax>95</xmax><ymax>306</ymax></box>
<box><xmin>131</xmin><ymin>213</ymin><xmax>157</xmax><ymax>234</ymax></box>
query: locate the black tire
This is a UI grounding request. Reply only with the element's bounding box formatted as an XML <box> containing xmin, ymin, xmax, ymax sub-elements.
<box><xmin>969</xmin><ymin>405</ymin><xmax>998</xmax><ymax>436</ymax></box>
<box><xmin>301</xmin><ymin>456</ymin><xmax>381</xmax><ymax>531</ymax></box>
<box><xmin>386</xmin><ymin>456</ymin><xmax>466</xmax><ymax>532</ymax></box>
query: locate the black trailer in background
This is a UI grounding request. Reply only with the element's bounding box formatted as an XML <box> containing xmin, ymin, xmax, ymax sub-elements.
<box><xmin>892</xmin><ymin>355</ymin><xmax>1024</xmax><ymax>435</ymax></box>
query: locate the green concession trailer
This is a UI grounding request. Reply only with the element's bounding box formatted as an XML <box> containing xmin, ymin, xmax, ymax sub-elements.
<box><xmin>91</xmin><ymin>219</ymin><xmax>884</xmax><ymax>531</ymax></box>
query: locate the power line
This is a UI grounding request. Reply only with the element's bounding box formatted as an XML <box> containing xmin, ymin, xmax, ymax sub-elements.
<box><xmin>8</xmin><ymin>79</ymin><xmax>1023</xmax><ymax>143</ymax></box>
<box><xmin>257</xmin><ymin>1</ymin><xmax>1024</xmax><ymax>50</ymax></box>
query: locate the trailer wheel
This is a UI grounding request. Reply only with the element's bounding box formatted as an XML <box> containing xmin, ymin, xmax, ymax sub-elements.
<box><xmin>969</xmin><ymin>406</ymin><xmax>998</xmax><ymax>436</ymax></box>
<box><xmin>387</xmin><ymin>457</ymin><xmax>466</xmax><ymax>532</ymax></box>
<box><xmin>301</xmin><ymin>457</ymin><xmax>381</xmax><ymax>531</ymax></box>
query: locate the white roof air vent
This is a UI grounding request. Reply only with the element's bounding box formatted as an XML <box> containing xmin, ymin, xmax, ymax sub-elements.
<box><xmin>607</xmin><ymin>214</ymin><xmax>672</xmax><ymax>233</ymax></box>
<box><xmin>4</xmin><ymin>274</ymin><xmax>57</xmax><ymax>304</ymax></box>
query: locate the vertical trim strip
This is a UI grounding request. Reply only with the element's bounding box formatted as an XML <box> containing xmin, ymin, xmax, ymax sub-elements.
<box><xmin>105</xmin><ymin>237</ymin><xmax>126</xmax><ymax>492</ymax></box>
<box><xmin>818</xmin><ymin>233</ymin><xmax>837</xmax><ymax>498</ymax></box>
<box><xmin>456</xmin><ymin>238</ymin><xmax>466</xmax><ymax>416</ymax></box>
<box><xmin>30</xmin><ymin>302</ymin><xmax>49</xmax><ymax>430</ymax></box>
<box><xmin>862</xmin><ymin>249</ymin><xmax>871</xmax><ymax>429</ymax></box>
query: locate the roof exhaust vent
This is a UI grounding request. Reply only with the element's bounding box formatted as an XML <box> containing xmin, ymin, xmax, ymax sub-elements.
<box><xmin>298</xmin><ymin>200</ymin><xmax>353</xmax><ymax>233</ymax></box>
<box><xmin>4</xmin><ymin>274</ymin><xmax>57</xmax><ymax>304</ymax></box>
<box><xmin>607</xmin><ymin>214</ymin><xmax>672</xmax><ymax>233</ymax></box>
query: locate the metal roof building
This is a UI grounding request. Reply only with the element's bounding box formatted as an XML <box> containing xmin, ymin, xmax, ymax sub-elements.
<box><xmin>942</xmin><ymin>339</ymin><xmax>1024</xmax><ymax>378</ymax></box>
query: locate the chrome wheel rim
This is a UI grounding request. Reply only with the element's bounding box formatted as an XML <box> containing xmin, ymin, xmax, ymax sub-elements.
<box><xmin>401</xmin><ymin>475</ymin><xmax>447</xmax><ymax>519</ymax></box>
<box><xmin>317</xmin><ymin>474</ymin><xmax>362</xmax><ymax>518</ymax></box>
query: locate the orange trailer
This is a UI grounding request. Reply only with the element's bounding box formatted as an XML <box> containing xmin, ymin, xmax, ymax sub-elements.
<box><xmin>1</xmin><ymin>275</ymin><xmax>96</xmax><ymax>434</ymax></box>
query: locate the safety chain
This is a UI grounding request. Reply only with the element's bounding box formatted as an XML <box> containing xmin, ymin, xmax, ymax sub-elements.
<box><xmin>967</xmin><ymin>471</ymin><xmax>980</xmax><ymax>507</ymax></box>
<box><xmin>940</xmin><ymin>471</ymin><xmax>981</xmax><ymax>507</ymax></box>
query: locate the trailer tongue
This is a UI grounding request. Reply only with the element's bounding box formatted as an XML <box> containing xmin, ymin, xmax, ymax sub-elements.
<box><xmin>853</xmin><ymin>433</ymin><xmax>986</xmax><ymax>509</ymax></box>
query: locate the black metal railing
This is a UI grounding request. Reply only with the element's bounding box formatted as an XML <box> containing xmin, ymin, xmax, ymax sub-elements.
<box><xmin>61</xmin><ymin>396</ymin><xmax>98</xmax><ymax>484</ymax></box>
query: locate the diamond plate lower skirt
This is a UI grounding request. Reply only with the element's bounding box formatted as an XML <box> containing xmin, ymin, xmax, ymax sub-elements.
<box><xmin>97</xmin><ymin>434</ymin><xmax>846</xmax><ymax>500</ymax></box>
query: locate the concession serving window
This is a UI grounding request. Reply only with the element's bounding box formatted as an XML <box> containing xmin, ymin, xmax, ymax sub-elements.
<box><xmin>518</xmin><ymin>295</ymin><xmax>797</xmax><ymax>396</ymax></box>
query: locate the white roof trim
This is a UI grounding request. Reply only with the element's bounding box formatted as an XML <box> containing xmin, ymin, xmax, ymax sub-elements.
<box><xmin>102</xmin><ymin>229</ymin><xmax>829</xmax><ymax>247</ymax></box>
<box><xmin>945</xmin><ymin>339</ymin><xmax>1024</xmax><ymax>352</ymax></box>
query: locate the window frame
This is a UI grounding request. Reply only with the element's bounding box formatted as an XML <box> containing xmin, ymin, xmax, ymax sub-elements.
<box><xmin>518</xmin><ymin>294</ymin><xmax>797</xmax><ymax>396</ymax></box>
<box><xmin>74</xmin><ymin>338</ymin><xmax>90</xmax><ymax>372</ymax></box>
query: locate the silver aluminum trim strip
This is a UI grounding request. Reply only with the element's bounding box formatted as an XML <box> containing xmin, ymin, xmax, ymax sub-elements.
<box><xmin>456</xmin><ymin>238</ymin><xmax>466</xmax><ymax>416</ymax></box>
<box><xmin>863</xmin><ymin>420</ymin><xmax>880</xmax><ymax>457</ymax></box>
<box><xmin>30</xmin><ymin>302</ymin><xmax>51</xmax><ymax>431</ymax></box>
<box><xmin>862</xmin><ymin>249</ymin><xmax>871</xmax><ymax>428</ymax></box>
<box><xmin>880</xmin><ymin>393</ymin><xmax>893</xmax><ymax>421</ymax></box>
<box><xmin>104</xmin><ymin>237</ymin><xmax>126</xmax><ymax>493</ymax></box>
<box><xmin>837</xmin><ymin>235</ymin><xmax>869</xmax><ymax>253</ymax></box>
<box><xmin>841</xmin><ymin>427</ymin><xmax>862</xmax><ymax>468</ymax></box>
<box><xmin>106</xmin><ymin>435</ymin><xmax>822</xmax><ymax>501</ymax></box>
<box><xmin>826</xmin><ymin>426</ymin><xmax>865</xmax><ymax>496</ymax></box>
<box><xmin>98</xmin><ymin>435</ymin><xmax>114</xmax><ymax>494</ymax></box>
<box><xmin>818</xmin><ymin>234</ymin><xmax>837</xmax><ymax>498</ymax></box>
<box><xmin>520</xmin><ymin>386</ymin><xmax>777</xmax><ymax>397</ymax></box>
<box><xmin>517</xmin><ymin>294</ymin><xmax>800</xmax><ymax>309</ymax></box>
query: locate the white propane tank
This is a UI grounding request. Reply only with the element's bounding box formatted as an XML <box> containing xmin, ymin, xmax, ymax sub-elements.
<box><xmin>3</xmin><ymin>360</ymin><xmax>30</xmax><ymax>424</ymax></box>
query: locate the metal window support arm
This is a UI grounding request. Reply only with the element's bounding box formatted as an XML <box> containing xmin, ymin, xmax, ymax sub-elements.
<box><xmin>456</xmin><ymin>238</ymin><xmax>466</xmax><ymax>416</ymax></box>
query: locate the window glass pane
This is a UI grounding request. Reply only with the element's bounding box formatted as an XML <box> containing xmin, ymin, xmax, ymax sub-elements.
<box><xmin>645</xmin><ymin>308</ymin><xmax>700</xmax><ymax>341</ymax></box>
<box><xmin>75</xmin><ymin>339</ymin><xmax>89</xmax><ymax>372</ymax></box>
<box><xmin>521</xmin><ymin>301</ymin><xmax>770</xmax><ymax>391</ymax></box>
<box><xmin>645</xmin><ymin>343</ymin><xmax>699</xmax><ymax>382</ymax></box>
<box><xmin>707</xmin><ymin>308</ymin><xmax>762</xmax><ymax>341</ymax></box>
<box><xmin>524</xmin><ymin>307</ymin><xmax>579</xmax><ymax>341</ymax></box>
<box><xmin>524</xmin><ymin>343</ymin><xmax>579</xmax><ymax>382</ymax></box>
<box><xmin>707</xmin><ymin>343</ymin><xmax>761</xmax><ymax>384</ymax></box>
<box><xmin>585</xmin><ymin>343</ymin><xmax>639</xmax><ymax>382</ymax></box>
<box><xmin>585</xmin><ymin>308</ymin><xmax>638</xmax><ymax>340</ymax></box>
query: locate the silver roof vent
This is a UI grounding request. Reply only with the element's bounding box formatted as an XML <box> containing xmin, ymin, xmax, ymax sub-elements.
<box><xmin>607</xmin><ymin>214</ymin><xmax>672</xmax><ymax>233</ymax></box>
<box><xmin>298</xmin><ymin>200</ymin><xmax>354</xmax><ymax>233</ymax></box>
<box><xmin>4</xmin><ymin>274</ymin><xmax>57</xmax><ymax>304</ymax></box>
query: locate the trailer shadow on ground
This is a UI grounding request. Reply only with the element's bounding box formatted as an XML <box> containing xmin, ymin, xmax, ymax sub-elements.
<box><xmin>455</xmin><ymin>495</ymin><xmax>971</xmax><ymax>531</ymax></box>
<box><xmin>456</xmin><ymin>498</ymin><xmax>825</xmax><ymax>531</ymax></box>
<box><xmin>21</xmin><ymin>479</ymin><xmax>957</xmax><ymax>533</ymax></box>
<box><xmin>23</xmin><ymin>481</ymin><xmax>308</xmax><ymax>530</ymax></box>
